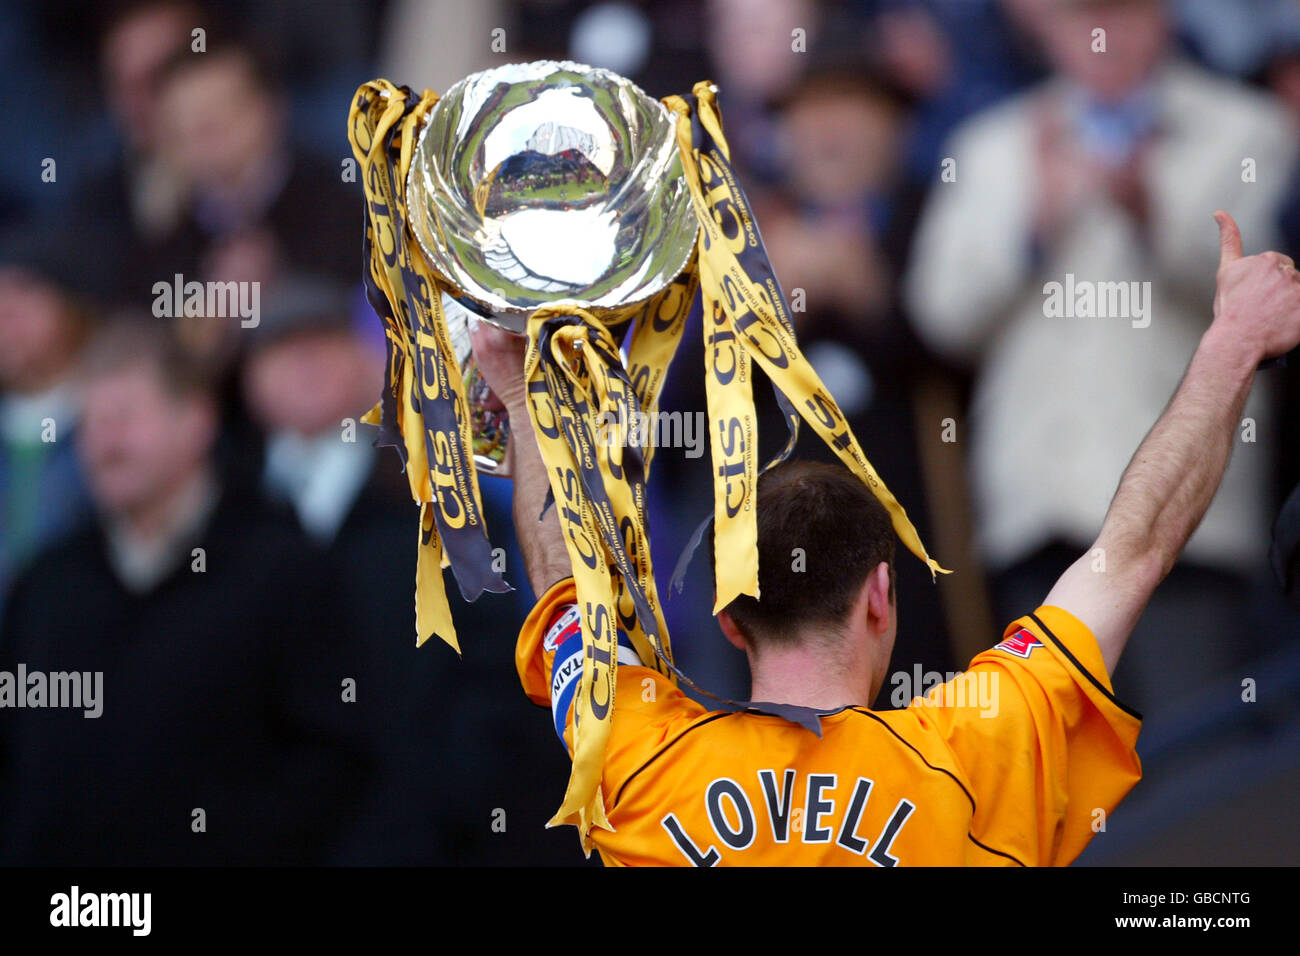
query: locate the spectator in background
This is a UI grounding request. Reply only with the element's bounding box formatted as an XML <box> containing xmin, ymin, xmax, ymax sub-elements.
<box><xmin>150</xmin><ymin>32</ymin><xmax>361</xmax><ymax>302</ymax></box>
<box><xmin>905</xmin><ymin>0</ymin><xmax>1296</xmax><ymax>714</ymax></box>
<box><xmin>765</xmin><ymin>54</ymin><xmax>921</xmax><ymax>323</ymax></box>
<box><xmin>68</xmin><ymin>0</ymin><xmax>201</xmax><ymax>308</ymax></box>
<box><xmin>0</xmin><ymin>246</ymin><xmax>98</xmax><ymax>625</ymax></box>
<box><xmin>872</xmin><ymin>0</ymin><xmax>1045</xmax><ymax>182</ymax></box>
<box><xmin>128</xmin><ymin>32</ymin><xmax>367</xmax><ymax>498</ymax></box>
<box><xmin>0</xmin><ymin>319</ymin><xmax>369</xmax><ymax>865</ymax></box>
<box><xmin>241</xmin><ymin>278</ymin><xmax>383</xmax><ymax>548</ymax></box>
<box><xmin>240</xmin><ymin>278</ymin><xmax>585</xmax><ymax>864</ymax></box>
<box><xmin>704</xmin><ymin>0</ymin><xmax>822</xmax><ymax>187</ymax></box>
<box><xmin>701</xmin><ymin>0</ymin><xmax>1041</xmax><ymax>188</ymax></box>
<box><xmin>220</xmin><ymin>0</ymin><xmax>380</xmax><ymax>159</ymax></box>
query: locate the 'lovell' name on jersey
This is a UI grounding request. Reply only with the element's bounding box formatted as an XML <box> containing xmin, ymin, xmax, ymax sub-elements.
<box><xmin>662</xmin><ymin>770</ymin><xmax>916</xmax><ymax>866</ymax></box>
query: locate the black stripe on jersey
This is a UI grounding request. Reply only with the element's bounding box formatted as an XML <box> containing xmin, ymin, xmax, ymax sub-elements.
<box><xmin>848</xmin><ymin>708</ymin><xmax>976</xmax><ymax>813</ymax></box>
<box><xmin>1027</xmin><ymin>612</ymin><xmax>1142</xmax><ymax>721</ymax></box>
<box><xmin>968</xmin><ymin>836</ymin><xmax>1027</xmax><ymax>866</ymax></box>
<box><xmin>613</xmin><ymin>711</ymin><xmax>737</xmax><ymax>806</ymax></box>
<box><xmin>849</xmin><ymin>707</ymin><xmax>1029</xmax><ymax>868</ymax></box>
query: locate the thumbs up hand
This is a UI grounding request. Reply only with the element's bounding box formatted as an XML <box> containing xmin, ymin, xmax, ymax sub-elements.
<box><xmin>1212</xmin><ymin>210</ymin><xmax>1300</xmax><ymax>363</ymax></box>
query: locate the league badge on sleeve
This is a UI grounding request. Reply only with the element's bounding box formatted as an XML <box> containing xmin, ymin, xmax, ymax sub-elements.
<box><xmin>544</xmin><ymin>605</ymin><xmax>583</xmax><ymax>652</ymax></box>
<box><xmin>996</xmin><ymin>627</ymin><xmax>1043</xmax><ymax>659</ymax></box>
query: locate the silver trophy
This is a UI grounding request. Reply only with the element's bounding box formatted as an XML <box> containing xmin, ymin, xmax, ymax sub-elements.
<box><xmin>405</xmin><ymin>60</ymin><xmax>699</xmax><ymax>472</ymax></box>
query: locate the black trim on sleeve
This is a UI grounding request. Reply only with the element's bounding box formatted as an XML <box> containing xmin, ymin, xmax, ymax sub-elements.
<box><xmin>1027</xmin><ymin>612</ymin><xmax>1142</xmax><ymax>721</ymax></box>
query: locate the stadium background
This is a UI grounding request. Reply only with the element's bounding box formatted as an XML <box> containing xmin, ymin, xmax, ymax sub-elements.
<box><xmin>1</xmin><ymin>0</ymin><xmax>1298</xmax><ymax>865</ymax></box>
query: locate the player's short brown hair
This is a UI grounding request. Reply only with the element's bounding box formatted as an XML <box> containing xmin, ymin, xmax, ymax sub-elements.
<box><xmin>709</xmin><ymin>460</ymin><xmax>896</xmax><ymax>649</ymax></box>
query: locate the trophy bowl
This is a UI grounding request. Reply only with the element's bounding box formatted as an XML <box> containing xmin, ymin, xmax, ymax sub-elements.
<box><xmin>406</xmin><ymin>60</ymin><xmax>698</xmax><ymax>332</ymax></box>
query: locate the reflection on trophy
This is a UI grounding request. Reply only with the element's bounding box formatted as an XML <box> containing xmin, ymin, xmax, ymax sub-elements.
<box><xmin>406</xmin><ymin>60</ymin><xmax>699</xmax><ymax>474</ymax></box>
<box><xmin>438</xmin><ymin>290</ymin><xmax>511</xmax><ymax>473</ymax></box>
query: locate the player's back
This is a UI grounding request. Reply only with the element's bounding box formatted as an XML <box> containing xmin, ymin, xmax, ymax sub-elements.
<box><xmin>599</xmin><ymin>704</ymin><xmax>1015</xmax><ymax>866</ymax></box>
<box><xmin>518</xmin><ymin>580</ymin><xmax>1143</xmax><ymax>867</ymax></box>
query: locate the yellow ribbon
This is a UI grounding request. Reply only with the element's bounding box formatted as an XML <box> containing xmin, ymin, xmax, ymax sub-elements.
<box><xmin>665</xmin><ymin>84</ymin><xmax>949</xmax><ymax>616</ymax></box>
<box><xmin>349</xmin><ymin>80</ymin><xmax>508</xmax><ymax>652</ymax></box>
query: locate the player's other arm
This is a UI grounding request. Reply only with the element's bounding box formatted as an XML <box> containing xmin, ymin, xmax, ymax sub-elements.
<box><xmin>1045</xmin><ymin>211</ymin><xmax>1300</xmax><ymax>675</ymax></box>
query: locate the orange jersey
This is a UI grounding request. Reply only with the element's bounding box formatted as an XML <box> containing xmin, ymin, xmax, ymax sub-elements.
<box><xmin>517</xmin><ymin>578</ymin><xmax>1142</xmax><ymax>866</ymax></box>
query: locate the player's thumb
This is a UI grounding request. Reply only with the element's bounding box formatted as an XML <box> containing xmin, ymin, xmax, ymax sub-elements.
<box><xmin>1215</xmin><ymin>210</ymin><xmax>1243</xmax><ymax>269</ymax></box>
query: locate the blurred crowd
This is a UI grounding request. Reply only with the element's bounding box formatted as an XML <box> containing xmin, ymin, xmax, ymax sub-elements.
<box><xmin>2</xmin><ymin>0</ymin><xmax>1300</xmax><ymax>865</ymax></box>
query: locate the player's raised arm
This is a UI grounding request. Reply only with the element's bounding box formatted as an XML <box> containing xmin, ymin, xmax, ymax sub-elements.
<box><xmin>1045</xmin><ymin>211</ymin><xmax>1300</xmax><ymax>676</ymax></box>
<box><xmin>468</xmin><ymin>321</ymin><xmax>571</xmax><ymax>598</ymax></box>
